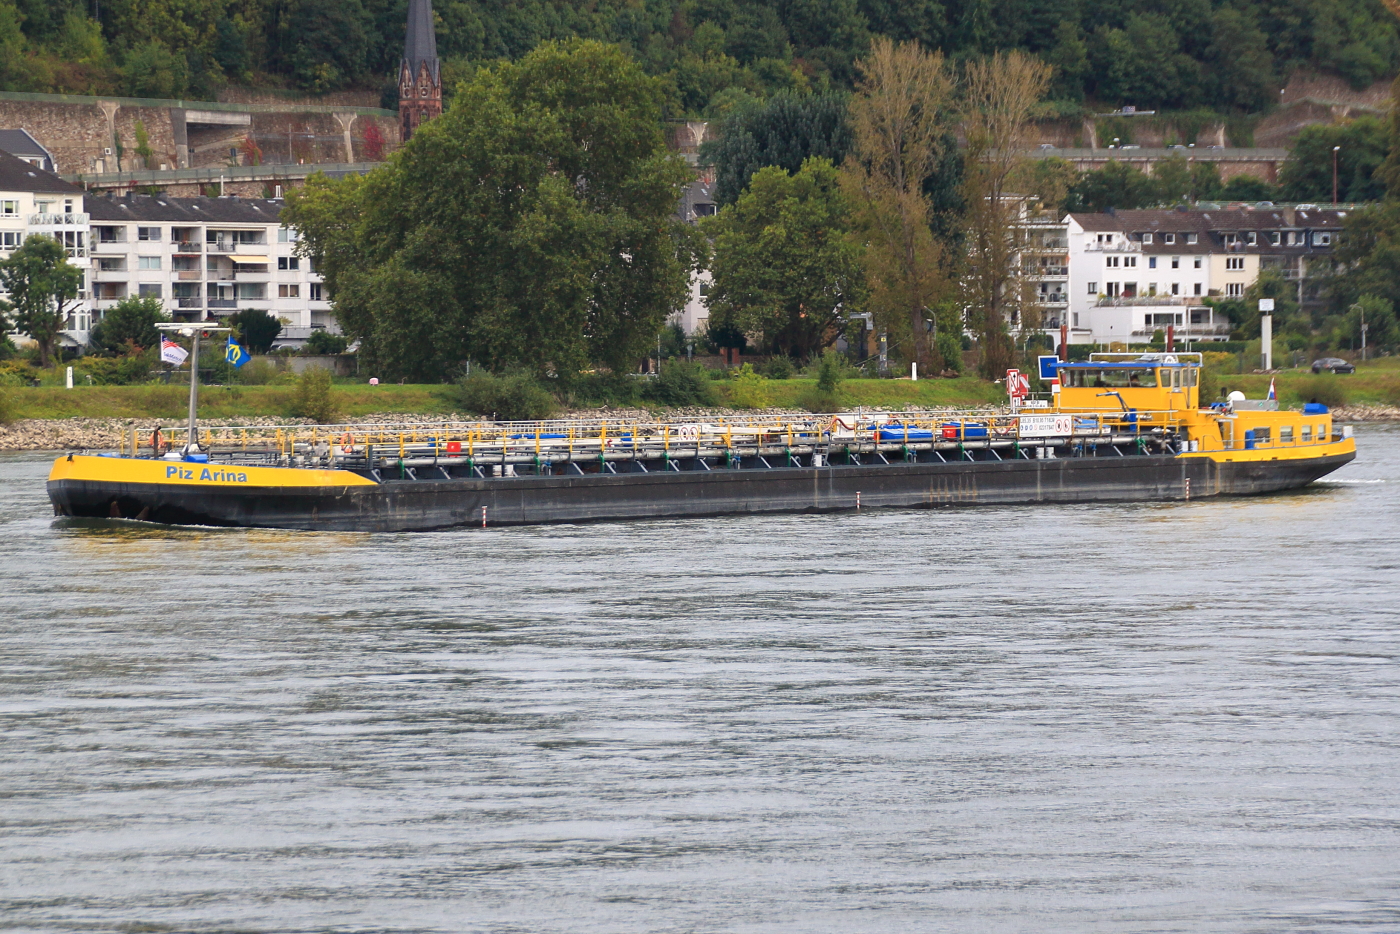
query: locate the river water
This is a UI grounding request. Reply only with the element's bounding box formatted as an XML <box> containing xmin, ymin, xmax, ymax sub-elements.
<box><xmin>2</xmin><ymin>425</ymin><xmax>1398</xmax><ymax>933</ymax></box>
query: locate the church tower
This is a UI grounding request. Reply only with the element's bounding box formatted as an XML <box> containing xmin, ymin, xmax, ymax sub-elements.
<box><xmin>398</xmin><ymin>0</ymin><xmax>441</xmax><ymax>143</ymax></box>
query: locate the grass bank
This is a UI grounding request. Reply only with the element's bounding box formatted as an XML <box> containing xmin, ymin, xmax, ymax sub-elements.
<box><xmin>1207</xmin><ymin>358</ymin><xmax>1400</xmax><ymax>407</ymax></box>
<box><xmin>2</xmin><ymin>377</ymin><xmax>1006</xmax><ymax>422</ymax></box>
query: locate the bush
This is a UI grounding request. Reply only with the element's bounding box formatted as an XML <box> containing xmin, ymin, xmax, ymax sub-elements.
<box><xmin>814</xmin><ymin>348</ymin><xmax>852</xmax><ymax>394</ymax></box>
<box><xmin>304</xmin><ymin>330</ymin><xmax>349</xmax><ymax>355</ymax></box>
<box><xmin>78</xmin><ymin>347</ymin><xmax>157</xmax><ymax>385</ymax></box>
<box><xmin>726</xmin><ymin>364</ymin><xmax>772</xmax><ymax>409</ymax></box>
<box><xmin>642</xmin><ymin>359</ymin><xmax>718</xmax><ymax>407</ymax></box>
<box><xmin>796</xmin><ymin>386</ymin><xmax>841</xmax><ymax>413</ymax></box>
<box><xmin>1294</xmin><ymin>375</ymin><xmax>1349</xmax><ymax>408</ymax></box>
<box><xmin>228</xmin><ymin>308</ymin><xmax>283</xmax><ymax>353</ymax></box>
<box><xmin>936</xmin><ymin>331</ymin><xmax>964</xmax><ymax>374</ymax></box>
<box><xmin>759</xmin><ymin>355</ymin><xmax>794</xmax><ymax>379</ymax></box>
<box><xmin>289</xmin><ymin>366</ymin><xmax>341</xmax><ymax>423</ymax></box>
<box><xmin>555</xmin><ymin>371</ymin><xmax>639</xmax><ymax>408</ymax></box>
<box><xmin>449</xmin><ymin>370</ymin><xmax>557</xmax><ymax>420</ymax></box>
<box><xmin>0</xmin><ymin>389</ymin><xmax>12</xmax><ymax>425</ymax></box>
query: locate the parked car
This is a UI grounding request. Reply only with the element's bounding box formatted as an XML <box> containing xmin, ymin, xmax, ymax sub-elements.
<box><xmin>1311</xmin><ymin>357</ymin><xmax>1356</xmax><ymax>374</ymax></box>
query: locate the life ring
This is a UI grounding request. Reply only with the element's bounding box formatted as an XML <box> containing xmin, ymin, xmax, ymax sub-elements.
<box><xmin>150</xmin><ymin>428</ymin><xmax>165</xmax><ymax>454</ymax></box>
<box><xmin>339</xmin><ymin>431</ymin><xmax>355</xmax><ymax>454</ymax></box>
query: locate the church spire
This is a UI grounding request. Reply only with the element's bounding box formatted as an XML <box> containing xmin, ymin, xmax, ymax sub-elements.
<box><xmin>399</xmin><ymin>0</ymin><xmax>442</xmax><ymax>143</ymax></box>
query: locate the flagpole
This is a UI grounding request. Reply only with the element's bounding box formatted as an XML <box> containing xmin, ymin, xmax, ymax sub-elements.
<box><xmin>156</xmin><ymin>323</ymin><xmax>229</xmax><ymax>457</ymax></box>
<box><xmin>186</xmin><ymin>329</ymin><xmax>200</xmax><ymax>452</ymax></box>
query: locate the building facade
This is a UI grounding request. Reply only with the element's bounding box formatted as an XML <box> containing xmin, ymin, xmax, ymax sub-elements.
<box><xmin>86</xmin><ymin>193</ymin><xmax>332</xmax><ymax>332</ymax></box>
<box><xmin>0</xmin><ymin>149</ymin><xmax>92</xmax><ymax>345</ymax></box>
<box><xmin>1061</xmin><ymin>206</ymin><xmax>1344</xmax><ymax>345</ymax></box>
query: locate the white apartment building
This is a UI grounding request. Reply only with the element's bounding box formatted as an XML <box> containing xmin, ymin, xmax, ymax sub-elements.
<box><xmin>87</xmin><ymin>193</ymin><xmax>334</xmax><ymax>331</ymax></box>
<box><xmin>1062</xmin><ymin>207</ymin><xmax>1344</xmax><ymax>345</ymax></box>
<box><xmin>0</xmin><ymin>149</ymin><xmax>93</xmax><ymax>346</ymax></box>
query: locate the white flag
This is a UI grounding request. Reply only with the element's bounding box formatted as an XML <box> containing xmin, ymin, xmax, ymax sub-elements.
<box><xmin>160</xmin><ymin>337</ymin><xmax>189</xmax><ymax>366</ymax></box>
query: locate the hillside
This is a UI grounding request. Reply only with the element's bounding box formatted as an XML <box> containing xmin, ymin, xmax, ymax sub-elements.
<box><xmin>0</xmin><ymin>0</ymin><xmax>1397</xmax><ymax>118</ymax></box>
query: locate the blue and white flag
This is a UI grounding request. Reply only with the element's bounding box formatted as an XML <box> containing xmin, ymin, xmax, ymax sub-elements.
<box><xmin>226</xmin><ymin>339</ymin><xmax>250</xmax><ymax>368</ymax></box>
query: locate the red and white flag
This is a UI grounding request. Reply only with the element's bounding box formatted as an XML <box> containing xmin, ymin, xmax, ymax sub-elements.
<box><xmin>160</xmin><ymin>336</ymin><xmax>188</xmax><ymax>366</ymax></box>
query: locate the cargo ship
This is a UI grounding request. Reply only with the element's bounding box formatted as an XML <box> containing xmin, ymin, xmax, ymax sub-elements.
<box><xmin>47</xmin><ymin>352</ymin><xmax>1356</xmax><ymax>531</ymax></box>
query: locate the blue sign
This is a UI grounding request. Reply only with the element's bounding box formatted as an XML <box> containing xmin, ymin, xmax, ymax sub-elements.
<box><xmin>1038</xmin><ymin>355</ymin><xmax>1061</xmax><ymax>381</ymax></box>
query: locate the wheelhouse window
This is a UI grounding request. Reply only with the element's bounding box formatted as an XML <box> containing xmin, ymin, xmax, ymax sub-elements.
<box><xmin>1062</xmin><ymin>368</ymin><xmax>1159</xmax><ymax>388</ymax></box>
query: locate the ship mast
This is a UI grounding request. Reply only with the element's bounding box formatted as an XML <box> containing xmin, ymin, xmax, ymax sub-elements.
<box><xmin>155</xmin><ymin>323</ymin><xmax>230</xmax><ymax>455</ymax></box>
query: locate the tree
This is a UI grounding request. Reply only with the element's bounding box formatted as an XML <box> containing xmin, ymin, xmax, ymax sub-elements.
<box><xmin>283</xmin><ymin>39</ymin><xmax>697</xmax><ymax>382</ymax></box>
<box><xmin>1220</xmin><ymin>174</ymin><xmax>1279</xmax><ymax>202</ymax></box>
<box><xmin>228</xmin><ymin>308</ymin><xmax>282</xmax><ymax>353</ymax></box>
<box><xmin>705</xmin><ymin>91</ymin><xmax>855</xmax><ymax>206</ymax></box>
<box><xmin>89</xmin><ymin>296</ymin><xmax>168</xmax><ymax>355</ymax></box>
<box><xmin>304</xmin><ymin>330</ymin><xmax>349</xmax><ymax>354</ymax></box>
<box><xmin>1204</xmin><ymin>7</ymin><xmax>1274</xmax><ymax>114</ymax></box>
<box><xmin>960</xmin><ymin>49</ymin><xmax>1052</xmax><ymax>378</ymax></box>
<box><xmin>1322</xmin><ymin>202</ymin><xmax>1400</xmax><ymax>316</ymax></box>
<box><xmin>0</xmin><ymin>235</ymin><xmax>83</xmax><ymax>368</ymax></box>
<box><xmin>1065</xmin><ymin>160</ymin><xmax>1160</xmax><ymax>212</ymax></box>
<box><xmin>1279</xmin><ymin>117</ymin><xmax>1388</xmax><ymax>204</ymax></box>
<box><xmin>842</xmin><ymin>37</ymin><xmax>956</xmax><ymax>371</ymax></box>
<box><xmin>705</xmin><ymin>158</ymin><xmax>866</xmax><ymax>359</ymax></box>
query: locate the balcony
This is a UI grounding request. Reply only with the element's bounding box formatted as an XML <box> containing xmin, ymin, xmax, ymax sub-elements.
<box><xmin>1085</xmin><ymin>242</ymin><xmax>1141</xmax><ymax>253</ymax></box>
<box><xmin>29</xmin><ymin>213</ymin><xmax>89</xmax><ymax>226</ymax></box>
<box><xmin>1034</xmin><ymin>295</ymin><xmax>1068</xmax><ymax>306</ymax></box>
<box><xmin>173</xmin><ymin>270</ymin><xmax>202</xmax><ymax>280</ymax></box>
<box><xmin>207</xmin><ymin>298</ymin><xmax>237</xmax><ymax>309</ymax></box>
<box><xmin>177</xmin><ymin>297</ymin><xmax>203</xmax><ymax>310</ymax></box>
<box><xmin>1097</xmin><ymin>296</ymin><xmax>1199</xmax><ymax>307</ymax></box>
<box><xmin>1027</xmin><ymin>266</ymin><xmax>1069</xmax><ymax>278</ymax></box>
<box><xmin>175</xmin><ymin>241</ymin><xmax>202</xmax><ymax>253</ymax></box>
<box><xmin>1131</xmin><ymin>325</ymin><xmax>1232</xmax><ymax>338</ymax></box>
<box><xmin>208</xmin><ymin>241</ymin><xmax>266</xmax><ymax>253</ymax></box>
<box><xmin>1025</xmin><ymin>239</ymin><xmax>1068</xmax><ymax>251</ymax></box>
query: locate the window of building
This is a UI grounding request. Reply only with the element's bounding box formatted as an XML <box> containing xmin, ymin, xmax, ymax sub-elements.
<box><xmin>1226</xmin><ymin>257</ymin><xmax>1244</xmax><ymax>270</ymax></box>
<box><xmin>1072</xmin><ymin>313</ymin><xmax>1080</xmax><ymax>326</ymax></box>
<box><xmin>1164</xmin><ymin>233</ymin><xmax>1175</xmax><ymax>244</ymax></box>
<box><xmin>0</xmin><ymin>200</ymin><xmax>16</xmax><ymax>216</ymax></box>
<box><xmin>1247</xmin><ymin>232</ymin><xmax>1257</xmax><ymax>245</ymax></box>
<box><xmin>35</xmin><ymin>200</ymin><xmax>51</xmax><ymax>214</ymax></box>
<box><xmin>138</xmin><ymin>256</ymin><xmax>161</xmax><ymax>270</ymax></box>
<box><xmin>310</xmin><ymin>283</ymin><xmax>323</xmax><ymax>301</ymax></box>
<box><xmin>1107</xmin><ymin>282</ymin><xmax>1120</xmax><ymax>297</ymax></box>
<box><xmin>137</xmin><ymin>227</ymin><xmax>161</xmax><ymax>241</ymax></box>
<box><xmin>235</xmin><ymin>283</ymin><xmax>265</xmax><ymax>300</ymax></box>
<box><xmin>1171</xmin><ymin>283</ymin><xmax>1180</xmax><ymax>295</ymax></box>
<box><xmin>278</xmin><ymin>256</ymin><xmax>300</xmax><ymax>270</ymax></box>
<box><xmin>279</xmin><ymin>283</ymin><xmax>300</xmax><ymax>298</ymax></box>
<box><xmin>1088</xmin><ymin>282</ymin><xmax>1097</xmax><ymax>294</ymax></box>
<box><xmin>2</xmin><ymin>231</ymin><xmax>23</xmax><ymax>248</ymax></box>
<box><xmin>138</xmin><ymin>283</ymin><xmax>162</xmax><ymax>298</ymax></box>
<box><xmin>97</xmin><ymin>257</ymin><xmax>126</xmax><ymax>272</ymax></box>
<box><xmin>1193</xmin><ymin>257</ymin><xmax>1202</xmax><ymax>268</ymax></box>
<box><xmin>1270</xmin><ymin>232</ymin><xmax>1281</xmax><ymax>246</ymax></box>
<box><xmin>1125</xmin><ymin>257</ymin><xmax>1137</xmax><ymax>268</ymax></box>
<box><xmin>1171</xmin><ymin>257</ymin><xmax>1179</xmax><ymax>268</ymax></box>
<box><xmin>1224</xmin><ymin>233</ymin><xmax>1238</xmax><ymax>245</ymax></box>
<box><xmin>1194</xmin><ymin>283</ymin><xmax>1203</xmax><ymax>296</ymax></box>
<box><xmin>1148</xmin><ymin>283</ymin><xmax>1158</xmax><ymax>296</ymax></box>
<box><xmin>278</xmin><ymin>227</ymin><xmax>299</xmax><ymax>243</ymax></box>
<box><xmin>1226</xmin><ymin>282</ymin><xmax>1243</xmax><ymax>297</ymax></box>
<box><xmin>1316</xmin><ymin>232</ymin><xmax>1332</xmax><ymax>246</ymax></box>
<box><xmin>1149</xmin><ymin>257</ymin><xmax>1157</xmax><ymax>268</ymax></box>
<box><xmin>1107</xmin><ymin>256</ymin><xmax>1118</xmax><ymax>268</ymax></box>
<box><xmin>1142</xmin><ymin>233</ymin><xmax>1153</xmax><ymax>244</ymax></box>
<box><xmin>1186</xmin><ymin>233</ymin><xmax>1198</xmax><ymax>244</ymax></box>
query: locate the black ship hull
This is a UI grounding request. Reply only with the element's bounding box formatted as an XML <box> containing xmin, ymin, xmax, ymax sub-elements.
<box><xmin>48</xmin><ymin>450</ymin><xmax>1357</xmax><ymax>532</ymax></box>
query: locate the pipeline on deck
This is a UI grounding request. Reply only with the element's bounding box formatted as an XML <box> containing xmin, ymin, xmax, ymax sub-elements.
<box><xmin>109</xmin><ymin>410</ymin><xmax>1206</xmax><ymax>481</ymax></box>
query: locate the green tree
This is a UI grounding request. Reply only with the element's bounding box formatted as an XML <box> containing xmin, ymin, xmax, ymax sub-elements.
<box><xmin>228</xmin><ymin>308</ymin><xmax>282</xmax><ymax>353</ymax></box>
<box><xmin>705</xmin><ymin>90</ymin><xmax>855</xmax><ymax>206</ymax></box>
<box><xmin>1321</xmin><ymin>203</ymin><xmax>1400</xmax><ymax>316</ymax></box>
<box><xmin>1279</xmin><ymin>117</ymin><xmax>1388</xmax><ymax>204</ymax></box>
<box><xmin>303</xmin><ymin>330</ymin><xmax>349</xmax><ymax>354</ymax></box>
<box><xmin>1204</xmin><ymin>7</ymin><xmax>1274</xmax><ymax>114</ymax></box>
<box><xmin>1066</xmin><ymin>160</ymin><xmax>1160</xmax><ymax>212</ymax></box>
<box><xmin>283</xmin><ymin>39</ymin><xmax>696</xmax><ymax>382</ymax></box>
<box><xmin>88</xmin><ymin>296</ymin><xmax>168</xmax><ymax>355</ymax></box>
<box><xmin>1220</xmin><ymin>174</ymin><xmax>1278</xmax><ymax>202</ymax></box>
<box><xmin>705</xmin><ymin>157</ymin><xmax>867</xmax><ymax>359</ymax></box>
<box><xmin>0</xmin><ymin>235</ymin><xmax>83</xmax><ymax>368</ymax></box>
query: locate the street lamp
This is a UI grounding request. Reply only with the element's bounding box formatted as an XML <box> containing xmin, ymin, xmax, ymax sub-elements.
<box><xmin>1332</xmin><ymin>146</ymin><xmax>1341</xmax><ymax>205</ymax></box>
